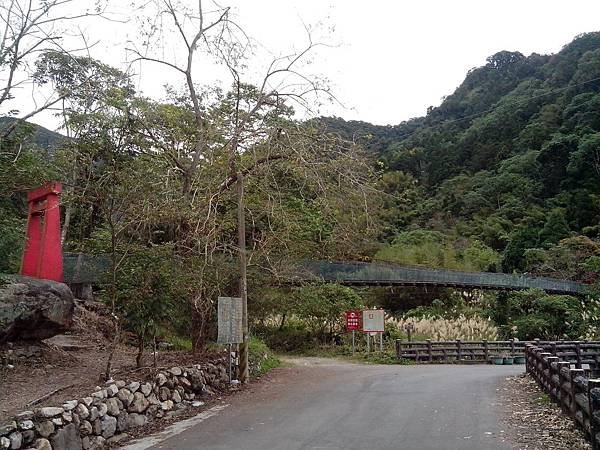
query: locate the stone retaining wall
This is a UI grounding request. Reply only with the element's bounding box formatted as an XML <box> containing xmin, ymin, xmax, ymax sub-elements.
<box><xmin>0</xmin><ymin>358</ymin><xmax>230</xmax><ymax>450</ymax></box>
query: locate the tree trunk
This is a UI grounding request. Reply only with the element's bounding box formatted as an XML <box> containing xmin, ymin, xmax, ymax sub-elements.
<box><xmin>136</xmin><ymin>333</ymin><xmax>145</xmax><ymax>368</ymax></box>
<box><xmin>191</xmin><ymin>306</ymin><xmax>206</xmax><ymax>354</ymax></box>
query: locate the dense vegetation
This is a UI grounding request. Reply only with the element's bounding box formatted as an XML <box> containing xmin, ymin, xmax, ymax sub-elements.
<box><xmin>2</xmin><ymin>13</ymin><xmax>600</xmax><ymax>364</ymax></box>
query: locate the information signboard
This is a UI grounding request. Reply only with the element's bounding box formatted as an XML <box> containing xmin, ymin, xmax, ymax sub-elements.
<box><xmin>362</xmin><ymin>309</ymin><xmax>385</xmax><ymax>332</ymax></box>
<box><xmin>217</xmin><ymin>296</ymin><xmax>243</xmax><ymax>344</ymax></box>
<box><xmin>345</xmin><ymin>310</ymin><xmax>360</xmax><ymax>331</ymax></box>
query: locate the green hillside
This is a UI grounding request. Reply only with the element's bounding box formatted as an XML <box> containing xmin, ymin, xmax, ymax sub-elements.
<box><xmin>321</xmin><ymin>32</ymin><xmax>600</xmax><ymax>280</ymax></box>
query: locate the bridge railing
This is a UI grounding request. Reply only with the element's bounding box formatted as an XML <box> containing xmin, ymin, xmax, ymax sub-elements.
<box><xmin>526</xmin><ymin>343</ymin><xmax>600</xmax><ymax>449</ymax></box>
<box><xmin>396</xmin><ymin>339</ymin><xmax>600</xmax><ymax>364</ymax></box>
<box><xmin>302</xmin><ymin>261</ymin><xmax>585</xmax><ymax>295</ymax></box>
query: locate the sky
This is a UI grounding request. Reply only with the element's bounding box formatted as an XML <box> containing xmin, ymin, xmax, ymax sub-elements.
<box><xmin>11</xmin><ymin>0</ymin><xmax>600</xmax><ymax>130</ymax></box>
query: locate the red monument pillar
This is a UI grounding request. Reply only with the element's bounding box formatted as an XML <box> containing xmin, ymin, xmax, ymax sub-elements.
<box><xmin>20</xmin><ymin>182</ymin><xmax>63</xmax><ymax>282</ymax></box>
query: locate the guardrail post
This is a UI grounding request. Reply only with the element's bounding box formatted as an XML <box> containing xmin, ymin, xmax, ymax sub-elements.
<box><xmin>547</xmin><ymin>356</ymin><xmax>560</xmax><ymax>401</ymax></box>
<box><xmin>510</xmin><ymin>338</ymin><xmax>515</xmax><ymax>355</ymax></box>
<box><xmin>577</xmin><ymin>342</ymin><xmax>583</xmax><ymax>368</ymax></box>
<box><xmin>557</xmin><ymin>361</ymin><xmax>571</xmax><ymax>412</ymax></box>
<box><xmin>484</xmin><ymin>340</ymin><xmax>489</xmax><ymax>362</ymax></box>
<box><xmin>396</xmin><ymin>339</ymin><xmax>401</xmax><ymax>360</ymax></box>
<box><xmin>457</xmin><ymin>339</ymin><xmax>462</xmax><ymax>361</ymax></box>
<box><xmin>426</xmin><ymin>339</ymin><xmax>432</xmax><ymax>362</ymax></box>
<box><xmin>570</xmin><ymin>369</ymin><xmax>585</xmax><ymax>420</ymax></box>
<box><xmin>588</xmin><ymin>379</ymin><xmax>600</xmax><ymax>450</ymax></box>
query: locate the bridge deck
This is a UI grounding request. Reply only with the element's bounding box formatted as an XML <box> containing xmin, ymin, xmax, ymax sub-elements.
<box><xmin>301</xmin><ymin>261</ymin><xmax>585</xmax><ymax>296</ymax></box>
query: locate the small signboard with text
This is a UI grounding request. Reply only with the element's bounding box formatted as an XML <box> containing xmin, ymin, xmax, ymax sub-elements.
<box><xmin>362</xmin><ymin>309</ymin><xmax>385</xmax><ymax>333</ymax></box>
<box><xmin>217</xmin><ymin>296</ymin><xmax>243</xmax><ymax>344</ymax></box>
<box><xmin>345</xmin><ymin>310</ymin><xmax>360</xmax><ymax>331</ymax></box>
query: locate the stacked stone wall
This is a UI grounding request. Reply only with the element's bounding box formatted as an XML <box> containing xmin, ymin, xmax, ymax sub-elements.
<box><xmin>0</xmin><ymin>358</ymin><xmax>230</xmax><ymax>450</ymax></box>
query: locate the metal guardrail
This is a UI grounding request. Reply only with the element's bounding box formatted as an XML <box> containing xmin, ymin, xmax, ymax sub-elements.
<box><xmin>301</xmin><ymin>261</ymin><xmax>586</xmax><ymax>295</ymax></box>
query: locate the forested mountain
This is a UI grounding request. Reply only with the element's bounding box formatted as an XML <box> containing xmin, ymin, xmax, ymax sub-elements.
<box><xmin>321</xmin><ymin>32</ymin><xmax>600</xmax><ymax>279</ymax></box>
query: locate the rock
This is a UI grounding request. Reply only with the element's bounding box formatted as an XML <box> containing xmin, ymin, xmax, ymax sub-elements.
<box><xmin>0</xmin><ymin>437</ymin><xmax>9</xmax><ymax>450</ymax></box>
<box><xmin>75</xmin><ymin>404</ymin><xmax>89</xmax><ymax>420</ymax></box>
<box><xmin>0</xmin><ymin>421</ymin><xmax>16</xmax><ymax>435</ymax></box>
<box><xmin>178</xmin><ymin>377</ymin><xmax>192</xmax><ymax>391</ymax></box>
<box><xmin>106</xmin><ymin>385</ymin><xmax>118</xmax><ymax>397</ymax></box>
<box><xmin>140</xmin><ymin>383</ymin><xmax>152</xmax><ymax>396</ymax></box>
<box><xmin>16</xmin><ymin>412</ymin><xmax>33</xmax><ymax>421</ymax></box>
<box><xmin>21</xmin><ymin>431</ymin><xmax>34</xmax><ymax>446</ymax></box>
<box><xmin>7</xmin><ymin>433</ymin><xmax>21</xmax><ymax>450</ymax></box>
<box><xmin>87</xmin><ymin>436</ymin><xmax>105</xmax><ymax>450</ymax></box>
<box><xmin>158</xmin><ymin>387</ymin><xmax>171</xmax><ymax>402</ymax></box>
<box><xmin>81</xmin><ymin>437</ymin><xmax>90</xmax><ymax>450</ymax></box>
<box><xmin>62</xmin><ymin>401</ymin><xmax>78</xmax><ymax>412</ymax></box>
<box><xmin>160</xmin><ymin>401</ymin><xmax>173</xmax><ymax>411</ymax></box>
<box><xmin>187</xmin><ymin>369</ymin><xmax>204</xmax><ymax>392</ymax></box>
<box><xmin>105</xmin><ymin>398</ymin><xmax>121</xmax><ymax>416</ymax></box>
<box><xmin>126</xmin><ymin>382</ymin><xmax>140</xmax><ymax>393</ymax></box>
<box><xmin>126</xmin><ymin>413</ymin><xmax>146</xmax><ymax>429</ymax></box>
<box><xmin>116</xmin><ymin>412</ymin><xmax>128</xmax><ymax>433</ymax></box>
<box><xmin>0</xmin><ymin>275</ymin><xmax>75</xmax><ymax>342</ymax></box>
<box><xmin>51</xmin><ymin>418</ymin><xmax>62</xmax><ymax>426</ymax></box>
<box><xmin>106</xmin><ymin>434</ymin><xmax>128</xmax><ymax>445</ymax></box>
<box><xmin>79</xmin><ymin>421</ymin><xmax>92</xmax><ymax>436</ymax></box>
<box><xmin>96</xmin><ymin>403</ymin><xmax>107</xmax><ymax>418</ymax></box>
<box><xmin>191</xmin><ymin>401</ymin><xmax>205</xmax><ymax>408</ymax></box>
<box><xmin>50</xmin><ymin>423</ymin><xmax>82</xmax><ymax>450</ymax></box>
<box><xmin>71</xmin><ymin>414</ymin><xmax>80</xmax><ymax>427</ymax></box>
<box><xmin>35</xmin><ymin>421</ymin><xmax>54</xmax><ymax>438</ymax></box>
<box><xmin>114</xmin><ymin>381</ymin><xmax>126</xmax><ymax>389</ymax></box>
<box><xmin>146</xmin><ymin>394</ymin><xmax>160</xmax><ymax>406</ymax></box>
<box><xmin>145</xmin><ymin>405</ymin><xmax>160</xmax><ymax>418</ymax></box>
<box><xmin>88</xmin><ymin>407</ymin><xmax>98</xmax><ymax>422</ymax></box>
<box><xmin>81</xmin><ymin>398</ymin><xmax>93</xmax><ymax>407</ymax></box>
<box><xmin>172</xmin><ymin>390</ymin><xmax>182</xmax><ymax>403</ymax></box>
<box><xmin>117</xmin><ymin>389</ymin><xmax>133</xmax><ymax>407</ymax></box>
<box><xmin>91</xmin><ymin>419</ymin><xmax>101</xmax><ymax>436</ymax></box>
<box><xmin>91</xmin><ymin>390</ymin><xmax>106</xmax><ymax>400</ymax></box>
<box><xmin>155</xmin><ymin>373</ymin><xmax>167</xmax><ymax>386</ymax></box>
<box><xmin>128</xmin><ymin>393</ymin><xmax>149</xmax><ymax>413</ymax></box>
<box><xmin>36</xmin><ymin>407</ymin><xmax>64</xmax><ymax>418</ymax></box>
<box><xmin>168</xmin><ymin>367</ymin><xmax>182</xmax><ymax>376</ymax></box>
<box><xmin>100</xmin><ymin>416</ymin><xmax>117</xmax><ymax>439</ymax></box>
<box><xmin>18</xmin><ymin>420</ymin><xmax>34</xmax><ymax>431</ymax></box>
<box><xmin>62</xmin><ymin>411</ymin><xmax>73</xmax><ymax>422</ymax></box>
<box><xmin>32</xmin><ymin>438</ymin><xmax>52</xmax><ymax>450</ymax></box>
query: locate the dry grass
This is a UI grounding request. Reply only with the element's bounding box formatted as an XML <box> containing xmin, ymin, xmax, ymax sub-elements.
<box><xmin>388</xmin><ymin>315</ymin><xmax>499</xmax><ymax>341</ymax></box>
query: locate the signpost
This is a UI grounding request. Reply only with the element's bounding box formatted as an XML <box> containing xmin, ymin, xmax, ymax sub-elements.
<box><xmin>217</xmin><ymin>297</ymin><xmax>243</xmax><ymax>381</ymax></box>
<box><xmin>345</xmin><ymin>311</ymin><xmax>360</xmax><ymax>355</ymax></box>
<box><xmin>362</xmin><ymin>309</ymin><xmax>385</xmax><ymax>354</ymax></box>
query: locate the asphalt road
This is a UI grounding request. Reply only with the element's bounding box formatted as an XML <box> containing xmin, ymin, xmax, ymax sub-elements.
<box><xmin>125</xmin><ymin>358</ymin><xmax>522</xmax><ymax>450</ymax></box>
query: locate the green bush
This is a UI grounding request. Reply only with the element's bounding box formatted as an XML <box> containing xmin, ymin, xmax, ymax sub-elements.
<box><xmin>248</xmin><ymin>336</ymin><xmax>280</xmax><ymax>379</ymax></box>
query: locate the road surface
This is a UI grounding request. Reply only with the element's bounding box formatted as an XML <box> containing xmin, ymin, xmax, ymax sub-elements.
<box><xmin>123</xmin><ymin>358</ymin><xmax>522</xmax><ymax>450</ymax></box>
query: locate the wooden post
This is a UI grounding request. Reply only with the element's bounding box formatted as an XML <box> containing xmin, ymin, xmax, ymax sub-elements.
<box><xmin>576</xmin><ymin>342</ymin><xmax>582</xmax><ymax>369</ymax></box>
<box><xmin>570</xmin><ymin>369</ymin><xmax>585</xmax><ymax>420</ymax></box>
<box><xmin>588</xmin><ymin>379</ymin><xmax>600</xmax><ymax>450</ymax></box>
<box><xmin>547</xmin><ymin>356</ymin><xmax>560</xmax><ymax>401</ymax></box>
<box><xmin>483</xmin><ymin>340</ymin><xmax>489</xmax><ymax>362</ymax></box>
<box><xmin>396</xmin><ymin>340</ymin><xmax>401</xmax><ymax>360</ymax></box>
<box><xmin>457</xmin><ymin>340</ymin><xmax>462</xmax><ymax>362</ymax></box>
<box><xmin>510</xmin><ymin>338</ymin><xmax>515</xmax><ymax>355</ymax></box>
<box><xmin>557</xmin><ymin>361</ymin><xmax>571</xmax><ymax>412</ymax></box>
<box><xmin>426</xmin><ymin>339</ymin><xmax>432</xmax><ymax>362</ymax></box>
<box><xmin>551</xmin><ymin>342</ymin><xmax>557</xmax><ymax>356</ymax></box>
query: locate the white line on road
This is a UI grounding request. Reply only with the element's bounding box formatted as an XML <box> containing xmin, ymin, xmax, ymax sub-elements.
<box><xmin>119</xmin><ymin>404</ymin><xmax>230</xmax><ymax>450</ymax></box>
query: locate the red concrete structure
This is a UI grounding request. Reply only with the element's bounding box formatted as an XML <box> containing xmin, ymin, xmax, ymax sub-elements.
<box><xmin>20</xmin><ymin>182</ymin><xmax>63</xmax><ymax>282</ymax></box>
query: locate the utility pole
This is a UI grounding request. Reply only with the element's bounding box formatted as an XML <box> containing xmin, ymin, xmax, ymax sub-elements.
<box><xmin>237</xmin><ymin>172</ymin><xmax>249</xmax><ymax>383</ymax></box>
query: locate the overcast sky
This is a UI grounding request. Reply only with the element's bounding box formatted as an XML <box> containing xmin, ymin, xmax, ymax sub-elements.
<box><xmin>20</xmin><ymin>0</ymin><xmax>600</xmax><ymax>129</ymax></box>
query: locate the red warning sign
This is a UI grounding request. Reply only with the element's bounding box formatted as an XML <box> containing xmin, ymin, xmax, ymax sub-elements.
<box><xmin>345</xmin><ymin>310</ymin><xmax>360</xmax><ymax>331</ymax></box>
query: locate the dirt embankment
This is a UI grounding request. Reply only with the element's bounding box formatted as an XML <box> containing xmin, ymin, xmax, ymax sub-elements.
<box><xmin>0</xmin><ymin>301</ymin><xmax>216</xmax><ymax>421</ymax></box>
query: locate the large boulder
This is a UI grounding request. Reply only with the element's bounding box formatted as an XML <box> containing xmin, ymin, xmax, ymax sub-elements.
<box><xmin>0</xmin><ymin>275</ymin><xmax>74</xmax><ymax>342</ymax></box>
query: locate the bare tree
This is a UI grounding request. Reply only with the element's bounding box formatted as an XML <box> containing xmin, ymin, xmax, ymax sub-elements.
<box><xmin>128</xmin><ymin>0</ymin><xmax>364</xmax><ymax>382</ymax></box>
<box><xmin>0</xmin><ymin>0</ymin><xmax>119</xmax><ymax>139</ymax></box>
